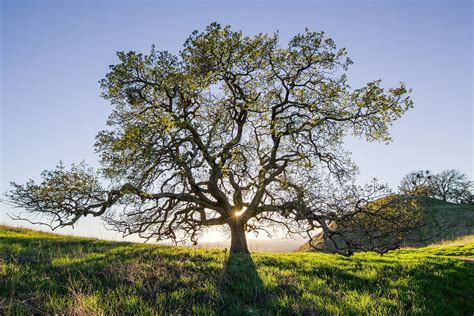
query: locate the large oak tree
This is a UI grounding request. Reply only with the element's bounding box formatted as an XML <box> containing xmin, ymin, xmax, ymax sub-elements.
<box><xmin>8</xmin><ymin>24</ymin><xmax>416</xmax><ymax>254</ymax></box>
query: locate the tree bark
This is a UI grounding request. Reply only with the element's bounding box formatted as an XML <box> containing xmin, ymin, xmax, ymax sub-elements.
<box><xmin>229</xmin><ymin>221</ymin><xmax>249</xmax><ymax>254</ymax></box>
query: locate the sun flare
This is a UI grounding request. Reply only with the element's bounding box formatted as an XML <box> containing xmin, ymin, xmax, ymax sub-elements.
<box><xmin>234</xmin><ymin>207</ymin><xmax>246</xmax><ymax>217</ymax></box>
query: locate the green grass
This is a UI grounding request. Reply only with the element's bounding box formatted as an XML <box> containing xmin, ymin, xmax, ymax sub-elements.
<box><xmin>1</xmin><ymin>225</ymin><xmax>473</xmax><ymax>315</ymax></box>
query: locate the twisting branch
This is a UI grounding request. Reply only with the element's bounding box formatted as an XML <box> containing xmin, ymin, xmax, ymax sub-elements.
<box><xmin>7</xmin><ymin>23</ymin><xmax>417</xmax><ymax>253</ymax></box>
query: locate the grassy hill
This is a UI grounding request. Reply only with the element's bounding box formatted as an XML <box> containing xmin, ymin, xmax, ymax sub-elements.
<box><xmin>298</xmin><ymin>198</ymin><xmax>474</xmax><ymax>252</ymax></box>
<box><xmin>1</xmin><ymin>225</ymin><xmax>473</xmax><ymax>315</ymax></box>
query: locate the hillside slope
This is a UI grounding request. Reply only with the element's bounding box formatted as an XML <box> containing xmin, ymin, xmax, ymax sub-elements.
<box><xmin>1</xmin><ymin>225</ymin><xmax>473</xmax><ymax>315</ymax></box>
<box><xmin>298</xmin><ymin>198</ymin><xmax>474</xmax><ymax>252</ymax></box>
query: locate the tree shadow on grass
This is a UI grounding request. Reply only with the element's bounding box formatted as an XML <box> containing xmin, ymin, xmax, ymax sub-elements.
<box><xmin>219</xmin><ymin>252</ymin><xmax>266</xmax><ymax>314</ymax></box>
<box><xmin>3</xmin><ymin>233</ymin><xmax>473</xmax><ymax>315</ymax></box>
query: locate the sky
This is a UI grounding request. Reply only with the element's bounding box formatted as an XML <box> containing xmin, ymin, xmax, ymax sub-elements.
<box><xmin>1</xmin><ymin>0</ymin><xmax>473</xmax><ymax>242</ymax></box>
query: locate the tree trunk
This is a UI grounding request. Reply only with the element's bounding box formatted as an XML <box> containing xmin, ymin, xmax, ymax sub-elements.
<box><xmin>229</xmin><ymin>222</ymin><xmax>249</xmax><ymax>254</ymax></box>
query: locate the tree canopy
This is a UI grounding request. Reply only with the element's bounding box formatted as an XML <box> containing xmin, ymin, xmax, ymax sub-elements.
<box><xmin>399</xmin><ymin>169</ymin><xmax>473</xmax><ymax>204</ymax></box>
<box><xmin>8</xmin><ymin>23</ymin><xmax>417</xmax><ymax>254</ymax></box>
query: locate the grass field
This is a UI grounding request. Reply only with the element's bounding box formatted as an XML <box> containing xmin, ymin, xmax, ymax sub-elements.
<box><xmin>1</xmin><ymin>225</ymin><xmax>473</xmax><ymax>315</ymax></box>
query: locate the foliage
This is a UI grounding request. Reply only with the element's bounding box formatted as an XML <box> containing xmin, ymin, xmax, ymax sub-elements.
<box><xmin>299</xmin><ymin>197</ymin><xmax>474</xmax><ymax>252</ymax></box>
<box><xmin>8</xmin><ymin>23</ymin><xmax>414</xmax><ymax>253</ymax></box>
<box><xmin>1</xmin><ymin>226</ymin><xmax>473</xmax><ymax>315</ymax></box>
<box><xmin>8</xmin><ymin>162</ymin><xmax>108</xmax><ymax>229</ymax></box>
<box><xmin>399</xmin><ymin>169</ymin><xmax>473</xmax><ymax>204</ymax></box>
<box><xmin>306</xmin><ymin>193</ymin><xmax>424</xmax><ymax>255</ymax></box>
<box><xmin>430</xmin><ymin>169</ymin><xmax>473</xmax><ymax>203</ymax></box>
<box><xmin>399</xmin><ymin>170</ymin><xmax>433</xmax><ymax>196</ymax></box>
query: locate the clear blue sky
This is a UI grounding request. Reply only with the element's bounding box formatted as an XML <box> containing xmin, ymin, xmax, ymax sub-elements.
<box><xmin>1</xmin><ymin>0</ymin><xmax>472</xmax><ymax>241</ymax></box>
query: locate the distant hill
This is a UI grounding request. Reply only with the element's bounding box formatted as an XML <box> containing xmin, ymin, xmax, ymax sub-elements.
<box><xmin>298</xmin><ymin>197</ymin><xmax>474</xmax><ymax>252</ymax></box>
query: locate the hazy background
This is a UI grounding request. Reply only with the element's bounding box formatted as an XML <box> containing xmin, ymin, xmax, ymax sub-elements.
<box><xmin>1</xmin><ymin>0</ymin><xmax>472</xmax><ymax>245</ymax></box>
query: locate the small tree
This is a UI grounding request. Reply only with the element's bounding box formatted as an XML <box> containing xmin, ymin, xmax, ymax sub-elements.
<box><xmin>430</xmin><ymin>169</ymin><xmax>471</xmax><ymax>203</ymax></box>
<box><xmin>399</xmin><ymin>170</ymin><xmax>433</xmax><ymax>196</ymax></box>
<box><xmin>8</xmin><ymin>24</ymin><xmax>416</xmax><ymax>254</ymax></box>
